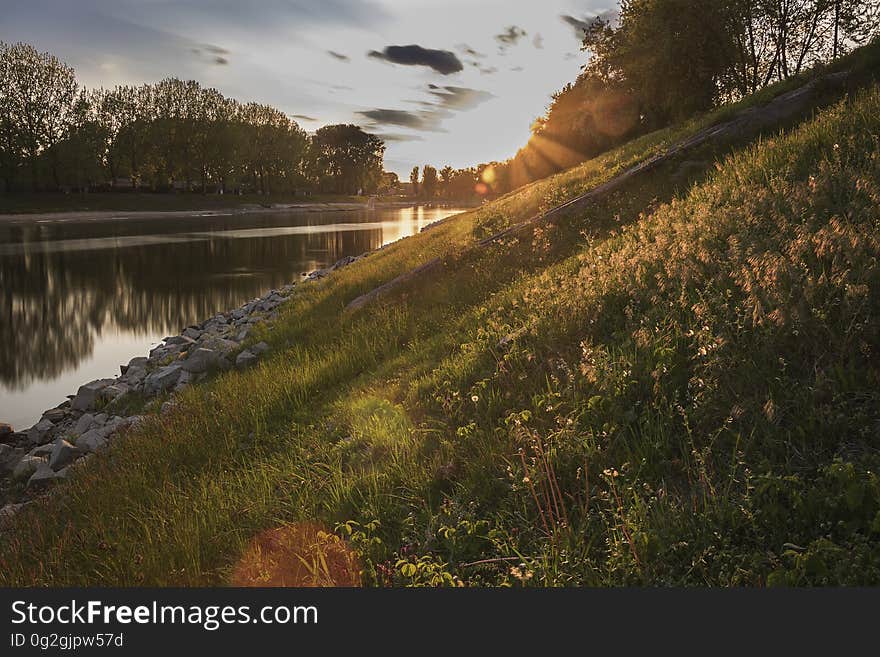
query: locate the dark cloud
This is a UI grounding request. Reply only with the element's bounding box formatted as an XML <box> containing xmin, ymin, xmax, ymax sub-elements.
<box><xmin>368</xmin><ymin>44</ymin><xmax>463</xmax><ymax>75</ymax></box>
<box><xmin>358</xmin><ymin>108</ymin><xmax>450</xmax><ymax>132</ymax></box>
<box><xmin>428</xmin><ymin>85</ymin><xmax>493</xmax><ymax>110</ymax></box>
<box><xmin>292</xmin><ymin>114</ymin><xmax>317</xmax><ymax>122</ymax></box>
<box><xmin>214</xmin><ymin>56</ymin><xmax>228</xmax><ymax>65</ymax></box>
<box><xmin>510</xmin><ymin>66</ymin><xmax>524</xmax><ymax>72</ymax></box>
<box><xmin>327</xmin><ymin>50</ymin><xmax>350</xmax><ymax>61</ymax></box>
<box><xmin>495</xmin><ymin>25</ymin><xmax>527</xmax><ymax>49</ymax></box>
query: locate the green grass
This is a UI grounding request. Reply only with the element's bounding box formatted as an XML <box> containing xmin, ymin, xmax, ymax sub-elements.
<box><xmin>0</xmin><ymin>191</ymin><xmax>368</xmax><ymax>215</ymax></box>
<box><xmin>2</xmin><ymin>43</ymin><xmax>880</xmax><ymax>586</ymax></box>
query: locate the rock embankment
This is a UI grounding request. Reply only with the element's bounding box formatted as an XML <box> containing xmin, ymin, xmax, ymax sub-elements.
<box><xmin>0</xmin><ymin>283</ymin><xmax>296</xmax><ymax>519</ymax></box>
<box><xmin>0</xmin><ymin>249</ymin><xmax>374</xmax><ymax>522</ymax></box>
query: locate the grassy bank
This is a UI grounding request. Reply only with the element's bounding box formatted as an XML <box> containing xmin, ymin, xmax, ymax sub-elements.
<box><xmin>2</xmin><ymin>44</ymin><xmax>880</xmax><ymax>586</ymax></box>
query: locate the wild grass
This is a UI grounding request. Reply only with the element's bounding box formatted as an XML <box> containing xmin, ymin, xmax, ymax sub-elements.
<box><xmin>1</xmin><ymin>43</ymin><xmax>879</xmax><ymax>586</ymax></box>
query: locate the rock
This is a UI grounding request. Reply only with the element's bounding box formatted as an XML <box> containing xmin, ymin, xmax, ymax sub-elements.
<box><xmin>160</xmin><ymin>400</ymin><xmax>177</xmax><ymax>415</ymax></box>
<box><xmin>235</xmin><ymin>349</ymin><xmax>258</xmax><ymax>369</ymax></box>
<box><xmin>100</xmin><ymin>383</ymin><xmax>130</xmax><ymax>405</ymax></box>
<box><xmin>183</xmin><ymin>327</ymin><xmax>202</xmax><ymax>340</ymax></box>
<box><xmin>175</xmin><ymin>370</ymin><xmax>194</xmax><ymax>392</ymax></box>
<box><xmin>71</xmin><ymin>379</ymin><xmax>115</xmax><ymax>411</ymax></box>
<box><xmin>13</xmin><ymin>455</ymin><xmax>46</xmax><ymax>480</ymax></box>
<box><xmin>42</xmin><ymin>407</ymin><xmax>67</xmax><ymax>423</ymax></box>
<box><xmin>73</xmin><ymin>413</ymin><xmax>96</xmax><ymax>436</ymax></box>
<box><xmin>236</xmin><ymin>327</ymin><xmax>251</xmax><ymax>342</ymax></box>
<box><xmin>27</xmin><ymin>443</ymin><xmax>55</xmax><ymax>458</ymax></box>
<box><xmin>165</xmin><ymin>335</ymin><xmax>196</xmax><ymax>347</ymax></box>
<box><xmin>199</xmin><ymin>336</ymin><xmax>238</xmax><ymax>355</ymax></box>
<box><xmin>49</xmin><ymin>439</ymin><xmax>81</xmax><ymax>471</ymax></box>
<box><xmin>27</xmin><ymin>418</ymin><xmax>55</xmax><ymax>445</ymax></box>
<box><xmin>121</xmin><ymin>356</ymin><xmax>149</xmax><ymax>375</ymax></box>
<box><xmin>121</xmin><ymin>365</ymin><xmax>147</xmax><ymax>386</ymax></box>
<box><xmin>27</xmin><ymin>462</ymin><xmax>65</xmax><ymax>488</ymax></box>
<box><xmin>143</xmin><ymin>363</ymin><xmax>183</xmax><ymax>395</ymax></box>
<box><xmin>149</xmin><ymin>343</ymin><xmax>182</xmax><ymax>362</ymax></box>
<box><xmin>182</xmin><ymin>347</ymin><xmax>219</xmax><ymax>374</ymax></box>
<box><xmin>0</xmin><ymin>423</ymin><xmax>12</xmax><ymax>438</ymax></box>
<box><xmin>251</xmin><ymin>341</ymin><xmax>270</xmax><ymax>355</ymax></box>
<box><xmin>76</xmin><ymin>428</ymin><xmax>108</xmax><ymax>453</ymax></box>
<box><xmin>94</xmin><ymin>413</ymin><xmax>108</xmax><ymax>425</ymax></box>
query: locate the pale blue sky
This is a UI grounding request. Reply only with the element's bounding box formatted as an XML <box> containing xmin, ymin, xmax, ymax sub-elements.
<box><xmin>1</xmin><ymin>0</ymin><xmax>614</xmax><ymax>175</ymax></box>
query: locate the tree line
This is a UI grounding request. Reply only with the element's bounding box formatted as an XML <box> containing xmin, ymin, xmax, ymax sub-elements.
<box><xmin>0</xmin><ymin>42</ymin><xmax>386</xmax><ymax>195</ymax></box>
<box><xmin>500</xmin><ymin>0</ymin><xmax>880</xmax><ymax>191</ymax></box>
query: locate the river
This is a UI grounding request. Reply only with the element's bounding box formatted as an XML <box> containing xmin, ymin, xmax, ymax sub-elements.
<box><xmin>0</xmin><ymin>204</ymin><xmax>466</xmax><ymax>430</ymax></box>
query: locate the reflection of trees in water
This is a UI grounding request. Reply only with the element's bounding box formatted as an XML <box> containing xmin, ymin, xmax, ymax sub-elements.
<box><xmin>0</xmin><ymin>226</ymin><xmax>382</xmax><ymax>389</ymax></box>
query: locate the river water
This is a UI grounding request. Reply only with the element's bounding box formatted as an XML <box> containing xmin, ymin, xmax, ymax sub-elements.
<box><xmin>0</xmin><ymin>205</ymin><xmax>465</xmax><ymax>430</ymax></box>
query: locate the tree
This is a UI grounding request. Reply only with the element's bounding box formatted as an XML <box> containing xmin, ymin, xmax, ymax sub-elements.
<box><xmin>0</xmin><ymin>42</ymin><xmax>80</xmax><ymax>190</ymax></box>
<box><xmin>379</xmin><ymin>171</ymin><xmax>399</xmax><ymax>195</ymax></box>
<box><xmin>583</xmin><ymin>0</ymin><xmax>740</xmax><ymax>125</ymax></box>
<box><xmin>421</xmin><ymin>165</ymin><xmax>438</xmax><ymax>199</ymax></box>
<box><xmin>439</xmin><ymin>165</ymin><xmax>454</xmax><ymax>199</ymax></box>
<box><xmin>310</xmin><ymin>124</ymin><xmax>384</xmax><ymax>195</ymax></box>
<box><xmin>409</xmin><ymin>166</ymin><xmax>420</xmax><ymax>197</ymax></box>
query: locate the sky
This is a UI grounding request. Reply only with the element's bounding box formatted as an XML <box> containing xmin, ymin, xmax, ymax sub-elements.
<box><xmin>1</xmin><ymin>0</ymin><xmax>616</xmax><ymax>177</ymax></box>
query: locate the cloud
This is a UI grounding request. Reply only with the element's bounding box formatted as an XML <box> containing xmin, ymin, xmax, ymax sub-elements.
<box><xmin>533</xmin><ymin>33</ymin><xmax>544</xmax><ymax>49</ymax></box>
<box><xmin>427</xmin><ymin>85</ymin><xmax>493</xmax><ymax>110</ymax></box>
<box><xmin>359</xmin><ymin>85</ymin><xmax>491</xmax><ymax>136</ymax></box>
<box><xmin>495</xmin><ymin>25</ymin><xmax>527</xmax><ymax>49</ymax></box>
<box><xmin>456</xmin><ymin>44</ymin><xmax>486</xmax><ymax>59</ymax></box>
<box><xmin>358</xmin><ymin>108</ymin><xmax>450</xmax><ymax>132</ymax></box>
<box><xmin>375</xmin><ymin>133</ymin><xmax>425</xmax><ymax>143</ymax></box>
<box><xmin>292</xmin><ymin>114</ymin><xmax>317</xmax><ymax>122</ymax></box>
<box><xmin>191</xmin><ymin>43</ymin><xmax>231</xmax><ymax>65</ymax></box>
<box><xmin>327</xmin><ymin>50</ymin><xmax>349</xmax><ymax>61</ymax></box>
<box><xmin>368</xmin><ymin>44</ymin><xmax>463</xmax><ymax>75</ymax></box>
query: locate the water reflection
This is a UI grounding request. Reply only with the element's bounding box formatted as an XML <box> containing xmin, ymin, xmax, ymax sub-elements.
<box><xmin>0</xmin><ymin>206</ymin><xmax>463</xmax><ymax>428</ymax></box>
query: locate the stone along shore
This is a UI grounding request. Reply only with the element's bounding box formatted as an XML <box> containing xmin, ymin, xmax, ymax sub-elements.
<box><xmin>0</xmin><ymin>252</ymin><xmax>368</xmax><ymax>521</ymax></box>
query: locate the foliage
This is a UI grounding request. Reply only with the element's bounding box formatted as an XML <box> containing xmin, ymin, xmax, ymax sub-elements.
<box><xmin>0</xmin><ymin>43</ymin><xmax>386</xmax><ymax>196</ymax></box>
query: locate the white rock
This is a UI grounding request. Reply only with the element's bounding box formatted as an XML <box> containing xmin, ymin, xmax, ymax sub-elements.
<box><xmin>49</xmin><ymin>439</ymin><xmax>81</xmax><ymax>471</ymax></box>
<box><xmin>13</xmin><ymin>455</ymin><xmax>46</xmax><ymax>480</ymax></box>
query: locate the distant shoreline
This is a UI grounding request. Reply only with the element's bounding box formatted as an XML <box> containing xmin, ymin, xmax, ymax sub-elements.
<box><xmin>0</xmin><ymin>200</ymin><xmax>464</xmax><ymax>224</ymax></box>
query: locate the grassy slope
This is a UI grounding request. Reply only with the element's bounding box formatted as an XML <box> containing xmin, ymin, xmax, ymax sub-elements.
<box><xmin>2</xmin><ymin>44</ymin><xmax>879</xmax><ymax>586</ymax></box>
